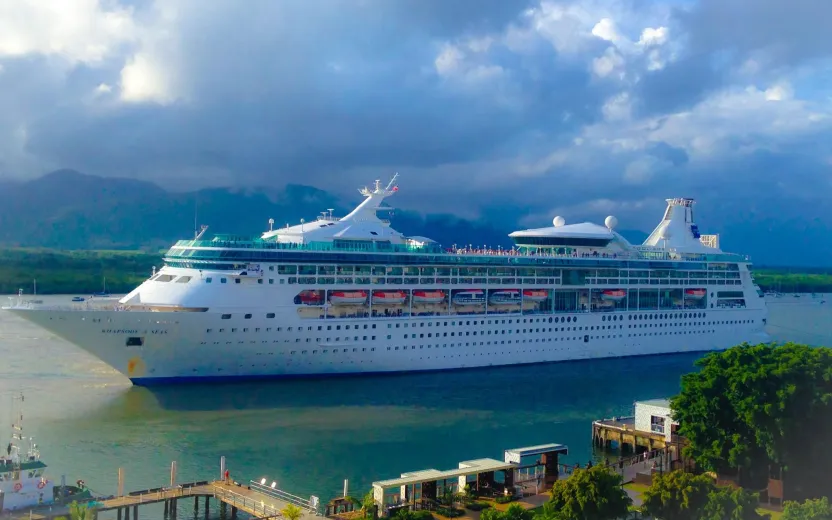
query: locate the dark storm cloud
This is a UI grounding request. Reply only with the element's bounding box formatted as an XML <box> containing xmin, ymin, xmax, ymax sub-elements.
<box><xmin>22</xmin><ymin>0</ymin><xmax>610</xmax><ymax>186</ymax></box>
<box><xmin>678</xmin><ymin>0</ymin><xmax>832</xmax><ymax>67</ymax></box>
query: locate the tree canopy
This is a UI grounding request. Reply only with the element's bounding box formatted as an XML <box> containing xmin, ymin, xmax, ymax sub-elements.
<box><xmin>542</xmin><ymin>465</ymin><xmax>631</xmax><ymax>520</ymax></box>
<box><xmin>481</xmin><ymin>503</ymin><xmax>534</xmax><ymax>520</ymax></box>
<box><xmin>782</xmin><ymin>497</ymin><xmax>832</xmax><ymax>520</ymax></box>
<box><xmin>670</xmin><ymin>343</ymin><xmax>832</xmax><ymax>498</ymax></box>
<box><xmin>641</xmin><ymin>471</ymin><xmax>714</xmax><ymax>520</ymax></box>
<box><xmin>642</xmin><ymin>470</ymin><xmax>766</xmax><ymax>520</ymax></box>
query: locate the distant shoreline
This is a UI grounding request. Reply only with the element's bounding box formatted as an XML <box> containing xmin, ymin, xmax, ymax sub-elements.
<box><xmin>0</xmin><ymin>247</ymin><xmax>831</xmax><ymax>295</ymax></box>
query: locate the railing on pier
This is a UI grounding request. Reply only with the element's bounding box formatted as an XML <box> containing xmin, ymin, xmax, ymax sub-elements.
<box><xmin>215</xmin><ymin>486</ymin><xmax>284</xmax><ymax>518</ymax></box>
<box><xmin>250</xmin><ymin>480</ymin><xmax>320</xmax><ymax>514</ymax></box>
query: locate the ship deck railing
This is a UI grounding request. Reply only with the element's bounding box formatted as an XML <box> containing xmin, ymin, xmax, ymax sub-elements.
<box><xmin>170</xmin><ymin>239</ymin><xmax>746</xmax><ymax>263</ymax></box>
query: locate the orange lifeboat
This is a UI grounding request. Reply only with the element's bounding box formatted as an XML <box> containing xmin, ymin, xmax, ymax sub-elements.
<box><xmin>329</xmin><ymin>291</ymin><xmax>368</xmax><ymax>305</ymax></box>
<box><xmin>522</xmin><ymin>289</ymin><xmax>548</xmax><ymax>302</ymax></box>
<box><xmin>372</xmin><ymin>290</ymin><xmax>407</xmax><ymax>305</ymax></box>
<box><xmin>685</xmin><ymin>288</ymin><xmax>706</xmax><ymax>299</ymax></box>
<box><xmin>412</xmin><ymin>290</ymin><xmax>446</xmax><ymax>304</ymax></box>
<box><xmin>601</xmin><ymin>289</ymin><xmax>627</xmax><ymax>302</ymax></box>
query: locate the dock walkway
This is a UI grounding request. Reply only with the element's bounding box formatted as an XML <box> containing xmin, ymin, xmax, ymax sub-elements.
<box><xmin>6</xmin><ymin>481</ymin><xmax>319</xmax><ymax>520</ymax></box>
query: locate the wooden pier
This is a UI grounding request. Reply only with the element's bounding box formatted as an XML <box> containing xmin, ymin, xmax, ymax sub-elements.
<box><xmin>6</xmin><ymin>478</ymin><xmax>321</xmax><ymax>520</ymax></box>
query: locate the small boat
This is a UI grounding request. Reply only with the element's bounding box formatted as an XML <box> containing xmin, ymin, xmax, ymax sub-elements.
<box><xmin>453</xmin><ymin>290</ymin><xmax>485</xmax><ymax>305</ymax></box>
<box><xmin>489</xmin><ymin>290</ymin><xmax>521</xmax><ymax>305</ymax></box>
<box><xmin>0</xmin><ymin>393</ymin><xmax>57</xmax><ymax>511</ymax></box>
<box><xmin>372</xmin><ymin>290</ymin><xmax>407</xmax><ymax>305</ymax></box>
<box><xmin>296</xmin><ymin>290</ymin><xmax>324</xmax><ymax>305</ymax></box>
<box><xmin>93</xmin><ymin>277</ymin><xmax>110</xmax><ymax>297</ymax></box>
<box><xmin>72</xmin><ymin>297</ymin><xmax>86</xmax><ymax>302</ymax></box>
<box><xmin>685</xmin><ymin>289</ymin><xmax>706</xmax><ymax>299</ymax></box>
<box><xmin>522</xmin><ymin>289</ymin><xmax>548</xmax><ymax>302</ymax></box>
<box><xmin>329</xmin><ymin>291</ymin><xmax>368</xmax><ymax>305</ymax></box>
<box><xmin>412</xmin><ymin>290</ymin><xmax>446</xmax><ymax>304</ymax></box>
<box><xmin>601</xmin><ymin>289</ymin><xmax>627</xmax><ymax>302</ymax></box>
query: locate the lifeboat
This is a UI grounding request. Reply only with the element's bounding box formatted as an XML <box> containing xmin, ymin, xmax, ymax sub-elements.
<box><xmin>297</xmin><ymin>290</ymin><xmax>324</xmax><ymax>305</ymax></box>
<box><xmin>329</xmin><ymin>290</ymin><xmax>368</xmax><ymax>305</ymax></box>
<box><xmin>489</xmin><ymin>290</ymin><xmax>521</xmax><ymax>304</ymax></box>
<box><xmin>685</xmin><ymin>289</ymin><xmax>707</xmax><ymax>299</ymax></box>
<box><xmin>412</xmin><ymin>290</ymin><xmax>446</xmax><ymax>304</ymax></box>
<box><xmin>601</xmin><ymin>289</ymin><xmax>627</xmax><ymax>302</ymax></box>
<box><xmin>372</xmin><ymin>290</ymin><xmax>407</xmax><ymax>305</ymax></box>
<box><xmin>453</xmin><ymin>290</ymin><xmax>485</xmax><ymax>305</ymax></box>
<box><xmin>522</xmin><ymin>289</ymin><xmax>548</xmax><ymax>302</ymax></box>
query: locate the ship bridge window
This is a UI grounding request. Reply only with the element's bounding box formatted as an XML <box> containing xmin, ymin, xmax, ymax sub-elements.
<box><xmin>155</xmin><ymin>274</ymin><xmax>175</xmax><ymax>282</ymax></box>
<box><xmin>126</xmin><ymin>337</ymin><xmax>144</xmax><ymax>347</ymax></box>
<box><xmin>176</xmin><ymin>276</ymin><xmax>192</xmax><ymax>283</ymax></box>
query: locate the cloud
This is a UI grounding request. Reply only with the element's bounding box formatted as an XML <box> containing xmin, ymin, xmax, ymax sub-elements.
<box><xmin>1</xmin><ymin>0</ymin><xmax>832</xmax><ymax>264</ymax></box>
<box><xmin>0</xmin><ymin>0</ymin><xmax>136</xmax><ymax>64</ymax></box>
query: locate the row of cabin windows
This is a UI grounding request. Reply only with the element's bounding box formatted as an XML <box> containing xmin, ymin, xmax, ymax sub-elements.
<box><xmin>204</xmin><ymin>319</ymin><xmax>754</xmax><ymax>337</ymax></box>
<box><xmin>199</xmin><ymin>276</ymin><xmax>740</xmax><ymax>286</ymax></box>
<box><xmin>213</xmin><ymin>312</ymin><xmax>749</xmax><ymax>327</ymax></box>
<box><xmin>262</xmin><ymin>265</ymin><xmax>741</xmax><ymax>276</ymax></box>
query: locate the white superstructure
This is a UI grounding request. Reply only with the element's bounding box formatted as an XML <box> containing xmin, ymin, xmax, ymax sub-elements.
<box><xmin>4</xmin><ymin>179</ymin><xmax>769</xmax><ymax>385</ymax></box>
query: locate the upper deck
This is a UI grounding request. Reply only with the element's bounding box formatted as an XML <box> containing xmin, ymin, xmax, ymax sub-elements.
<box><xmin>166</xmin><ymin>178</ymin><xmax>748</xmax><ymax>270</ymax></box>
<box><xmin>164</xmin><ymin>238</ymin><xmax>747</xmax><ymax>270</ymax></box>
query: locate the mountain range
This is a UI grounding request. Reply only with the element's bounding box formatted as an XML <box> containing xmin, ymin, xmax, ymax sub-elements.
<box><xmin>2</xmin><ymin>170</ymin><xmax>651</xmax><ymax>251</ymax></box>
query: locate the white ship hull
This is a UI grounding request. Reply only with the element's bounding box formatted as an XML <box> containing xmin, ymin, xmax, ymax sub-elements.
<box><xmin>6</xmin><ymin>303</ymin><xmax>768</xmax><ymax>385</ymax></box>
<box><xmin>2</xmin><ymin>185</ymin><xmax>770</xmax><ymax>385</ymax></box>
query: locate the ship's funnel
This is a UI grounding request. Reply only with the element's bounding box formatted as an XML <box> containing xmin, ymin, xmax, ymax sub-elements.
<box><xmin>643</xmin><ymin>198</ymin><xmax>718</xmax><ymax>252</ymax></box>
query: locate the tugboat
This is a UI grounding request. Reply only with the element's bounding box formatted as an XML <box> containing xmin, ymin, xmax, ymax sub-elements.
<box><xmin>0</xmin><ymin>394</ymin><xmax>54</xmax><ymax>512</ymax></box>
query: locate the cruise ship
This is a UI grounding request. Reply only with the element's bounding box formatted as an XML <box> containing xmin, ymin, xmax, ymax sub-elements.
<box><xmin>4</xmin><ymin>176</ymin><xmax>769</xmax><ymax>385</ymax></box>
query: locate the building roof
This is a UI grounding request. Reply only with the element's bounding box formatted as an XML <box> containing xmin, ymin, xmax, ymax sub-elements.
<box><xmin>637</xmin><ymin>398</ymin><xmax>672</xmax><ymax>409</ymax></box>
<box><xmin>372</xmin><ymin>458</ymin><xmax>515</xmax><ymax>489</ymax></box>
<box><xmin>504</xmin><ymin>443</ymin><xmax>568</xmax><ymax>462</ymax></box>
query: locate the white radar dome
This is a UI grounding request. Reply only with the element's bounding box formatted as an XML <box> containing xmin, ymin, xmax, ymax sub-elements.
<box><xmin>660</xmin><ymin>227</ymin><xmax>672</xmax><ymax>240</ymax></box>
<box><xmin>604</xmin><ymin>216</ymin><xmax>618</xmax><ymax>230</ymax></box>
<box><xmin>553</xmin><ymin>216</ymin><xmax>566</xmax><ymax>227</ymax></box>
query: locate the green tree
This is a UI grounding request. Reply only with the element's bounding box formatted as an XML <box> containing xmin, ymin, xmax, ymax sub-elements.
<box><xmin>671</xmin><ymin>343</ymin><xmax>832</xmax><ymax>496</ymax></box>
<box><xmin>282</xmin><ymin>503</ymin><xmax>304</xmax><ymax>520</ymax></box>
<box><xmin>782</xmin><ymin>497</ymin><xmax>832</xmax><ymax>520</ymax></box>
<box><xmin>700</xmin><ymin>486</ymin><xmax>768</xmax><ymax>520</ymax></box>
<box><xmin>362</xmin><ymin>489</ymin><xmax>376</xmax><ymax>517</ymax></box>
<box><xmin>543</xmin><ymin>465</ymin><xmax>631</xmax><ymax>520</ymax></box>
<box><xmin>641</xmin><ymin>470</ymin><xmax>714</xmax><ymax>520</ymax></box>
<box><xmin>480</xmin><ymin>504</ymin><xmax>532</xmax><ymax>520</ymax></box>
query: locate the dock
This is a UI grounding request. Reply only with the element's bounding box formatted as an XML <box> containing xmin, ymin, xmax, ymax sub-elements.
<box><xmin>6</xmin><ymin>476</ymin><xmax>322</xmax><ymax>520</ymax></box>
<box><xmin>591</xmin><ymin>399</ymin><xmax>692</xmax><ymax>483</ymax></box>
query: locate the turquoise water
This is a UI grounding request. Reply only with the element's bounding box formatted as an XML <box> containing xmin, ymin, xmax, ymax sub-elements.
<box><xmin>0</xmin><ymin>295</ymin><xmax>829</xmax><ymax>517</ymax></box>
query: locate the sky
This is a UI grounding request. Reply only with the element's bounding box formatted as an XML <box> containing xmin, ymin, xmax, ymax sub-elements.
<box><xmin>1</xmin><ymin>0</ymin><xmax>831</xmax><ymax>264</ymax></box>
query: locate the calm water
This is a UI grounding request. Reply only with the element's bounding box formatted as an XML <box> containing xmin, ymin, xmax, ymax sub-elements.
<box><xmin>0</xmin><ymin>295</ymin><xmax>829</xmax><ymax>516</ymax></box>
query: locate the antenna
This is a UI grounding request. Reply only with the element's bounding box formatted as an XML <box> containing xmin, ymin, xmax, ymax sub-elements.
<box><xmin>328</xmin><ymin>208</ymin><xmax>334</xmax><ymax>220</ymax></box>
<box><xmin>193</xmin><ymin>192</ymin><xmax>199</xmax><ymax>240</ymax></box>
<box><xmin>384</xmin><ymin>173</ymin><xmax>399</xmax><ymax>191</ymax></box>
<box><xmin>268</xmin><ymin>218</ymin><xmax>274</xmax><ymax>232</ymax></box>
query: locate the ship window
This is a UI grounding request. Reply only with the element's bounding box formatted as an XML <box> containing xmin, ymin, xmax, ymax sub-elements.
<box><xmin>221</xmin><ymin>314</ymin><xmax>231</xmax><ymax>319</ymax></box>
<box><xmin>235</xmin><ymin>279</ymin><xmax>241</xmax><ymax>284</ymax></box>
<box><xmin>221</xmin><ymin>278</ymin><xmax>227</xmax><ymax>283</ymax></box>
<box><xmin>266</xmin><ymin>313</ymin><xmax>275</xmax><ymax>318</ymax></box>
<box><xmin>176</xmin><ymin>276</ymin><xmax>192</xmax><ymax>283</ymax></box>
<box><xmin>244</xmin><ymin>314</ymin><xmax>252</xmax><ymax>319</ymax></box>
<box><xmin>126</xmin><ymin>337</ymin><xmax>144</xmax><ymax>347</ymax></box>
<box><xmin>206</xmin><ymin>277</ymin><xmax>212</xmax><ymax>283</ymax></box>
